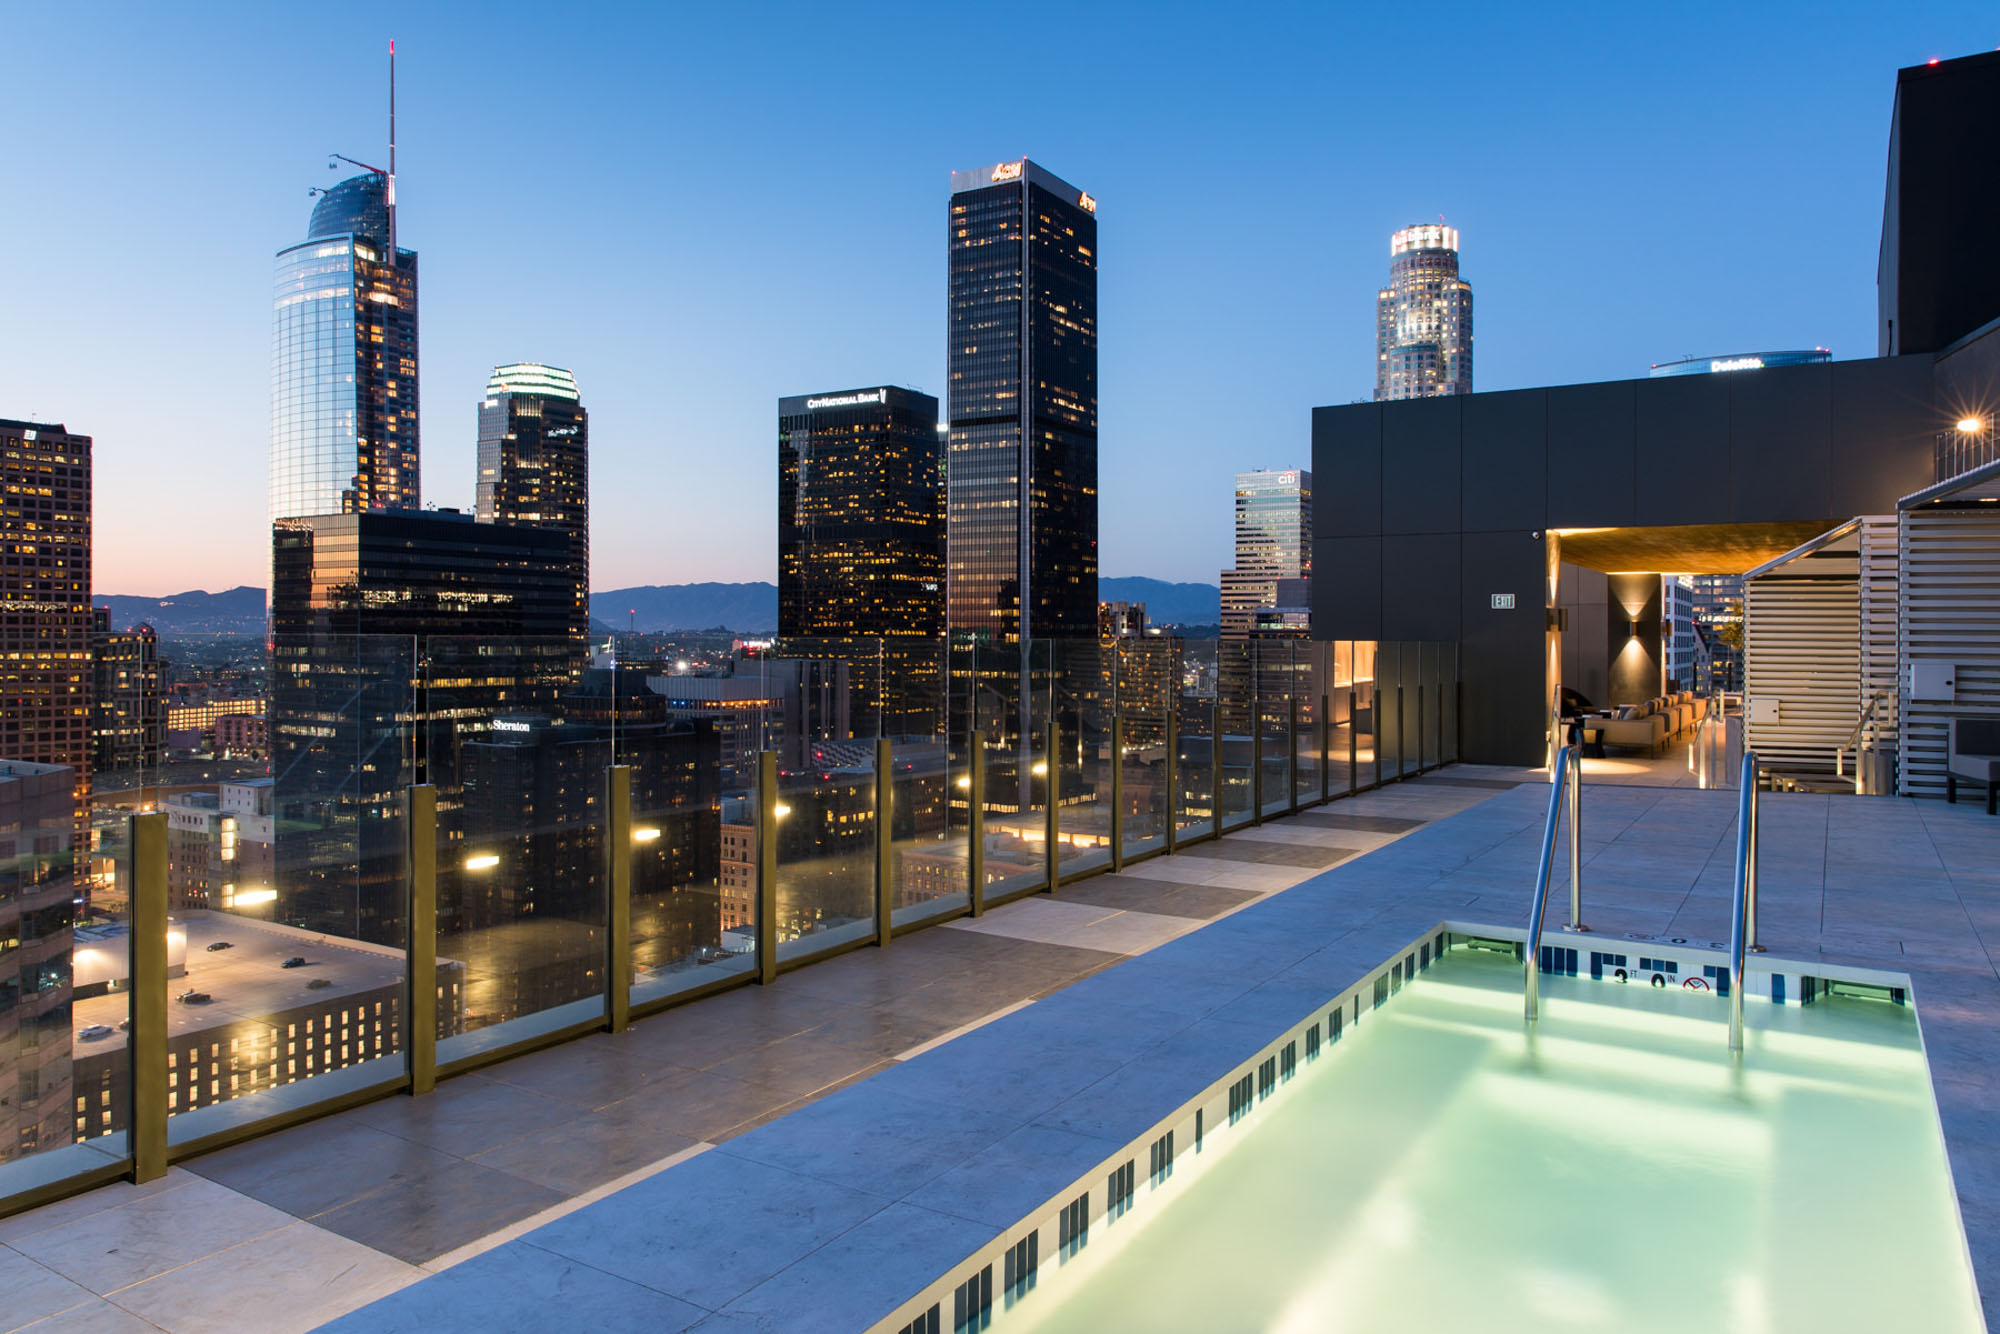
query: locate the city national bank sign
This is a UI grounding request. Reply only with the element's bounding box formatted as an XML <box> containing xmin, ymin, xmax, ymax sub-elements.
<box><xmin>806</xmin><ymin>390</ymin><xmax>887</xmax><ymax>411</ymax></box>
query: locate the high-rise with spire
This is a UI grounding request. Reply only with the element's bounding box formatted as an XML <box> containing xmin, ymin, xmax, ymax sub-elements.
<box><xmin>269</xmin><ymin>51</ymin><xmax>417</xmax><ymax>521</ymax></box>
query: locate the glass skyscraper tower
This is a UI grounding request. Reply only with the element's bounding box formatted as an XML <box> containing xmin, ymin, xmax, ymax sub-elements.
<box><xmin>270</xmin><ymin>171</ymin><xmax>420</xmax><ymax>521</ymax></box>
<box><xmin>478</xmin><ymin>364</ymin><xmax>589</xmax><ymax>647</ymax></box>
<box><xmin>946</xmin><ymin>159</ymin><xmax>1098</xmax><ymax>644</ymax></box>
<box><xmin>1220</xmin><ymin>469</ymin><xmax>1312</xmax><ymax>638</ymax></box>
<box><xmin>1375</xmin><ymin>223</ymin><xmax>1473</xmax><ymax>401</ymax></box>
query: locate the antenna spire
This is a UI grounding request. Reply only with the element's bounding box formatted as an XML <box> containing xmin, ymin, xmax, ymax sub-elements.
<box><xmin>387</xmin><ymin>39</ymin><xmax>397</xmax><ymax>256</ymax></box>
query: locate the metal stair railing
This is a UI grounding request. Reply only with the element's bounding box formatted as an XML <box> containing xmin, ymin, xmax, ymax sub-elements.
<box><xmin>1729</xmin><ymin>749</ymin><xmax>1761</xmax><ymax>1054</ymax></box>
<box><xmin>1524</xmin><ymin>742</ymin><xmax>1582</xmax><ymax>1023</ymax></box>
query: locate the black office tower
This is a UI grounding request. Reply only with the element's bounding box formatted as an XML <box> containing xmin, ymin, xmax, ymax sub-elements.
<box><xmin>269</xmin><ymin>510</ymin><xmax>573</xmax><ymax>943</ymax></box>
<box><xmin>778</xmin><ymin>386</ymin><xmax>943</xmax><ymax>735</ymax></box>
<box><xmin>946</xmin><ymin>159</ymin><xmax>1099</xmax><ymax>644</ymax></box>
<box><xmin>1879</xmin><ymin>51</ymin><xmax>2000</xmax><ymax>356</ymax></box>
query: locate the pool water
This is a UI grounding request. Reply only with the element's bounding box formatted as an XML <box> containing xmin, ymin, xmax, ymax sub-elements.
<box><xmin>1002</xmin><ymin>949</ymin><xmax>1983</xmax><ymax>1333</ymax></box>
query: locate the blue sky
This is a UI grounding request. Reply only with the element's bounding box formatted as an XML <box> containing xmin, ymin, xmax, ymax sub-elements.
<box><xmin>4</xmin><ymin>2</ymin><xmax>1994</xmax><ymax>595</ymax></box>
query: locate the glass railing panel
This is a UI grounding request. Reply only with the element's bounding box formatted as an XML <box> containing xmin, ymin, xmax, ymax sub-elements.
<box><xmin>889</xmin><ymin>731</ymin><xmax>969</xmax><ymax>930</ymax></box>
<box><xmin>1352</xmin><ymin>640</ymin><xmax>1379</xmax><ymax>787</ymax></box>
<box><xmin>1217</xmin><ymin>641</ymin><xmax>1257</xmax><ymax>829</ymax></box>
<box><xmin>972</xmin><ymin>640</ymin><xmax>1049</xmax><ymax>898</ymax></box>
<box><xmin>164</xmin><ymin>632</ymin><xmax>413</xmax><ymax>1143</ymax></box>
<box><xmin>1117</xmin><ymin>636</ymin><xmax>1172</xmax><ymax>856</ymax></box>
<box><xmin>1296</xmin><ymin>640</ymin><xmax>1325</xmax><ymax>806</ymax></box>
<box><xmin>1258</xmin><ymin>641</ymin><xmax>1295</xmax><ymax>817</ymax></box>
<box><xmin>772</xmin><ymin>752</ymin><xmax>878</xmax><ymax>964</ymax></box>
<box><xmin>1408</xmin><ymin>640</ymin><xmax>1424</xmax><ymax>776</ymax></box>
<box><xmin>427</xmin><ymin>636</ymin><xmax>606</xmax><ymax>1064</ymax></box>
<box><xmin>1054</xmin><ymin>640</ymin><xmax>1113</xmax><ymax>878</ymax></box>
<box><xmin>628</xmin><ymin>703</ymin><xmax>746</xmax><ymax>1006</ymax></box>
<box><xmin>1325</xmin><ymin>641</ymin><xmax>1355</xmax><ymax>797</ymax></box>
<box><xmin>1442</xmin><ymin>642</ymin><xmax>1460</xmax><ymax>764</ymax></box>
<box><xmin>1173</xmin><ymin>640</ymin><xmax>1217</xmax><ymax>837</ymax></box>
<box><xmin>0</xmin><ymin>783</ymin><xmax>126</xmax><ymax>1201</ymax></box>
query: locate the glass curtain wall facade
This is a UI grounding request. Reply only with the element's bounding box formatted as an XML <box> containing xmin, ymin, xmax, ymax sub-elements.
<box><xmin>268</xmin><ymin>512</ymin><xmax>575</xmax><ymax>944</ymax></box>
<box><xmin>271</xmin><ymin>172</ymin><xmax>420</xmax><ymax>523</ymax></box>
<box><xmin>0</xmin><ymin>420</ymin><xmax>93</xmax><ymax>848</ymax></box>
<box><xmin>777</xmin><ymin>387</ymin><xmax>944</xmax><ymax>736</ymax></box>
<box><xmin>476</xmin><ymin>364</ymin><xmax>590</xmax><ymax>650</ymax></box>
<box><xmin>1375</xmin><ymin>224</ymin><xmax>1473</xmax><ymax>401</ymax></box>
<box><xmin>946</xmin><ymin>159</ymin><xmax>1099</xmax><ymax>648</ymax></box>
<box><xmin>1220</xmin><ymin>469</ymin><xmax>1312</xmax><ymax>637</ymax></box>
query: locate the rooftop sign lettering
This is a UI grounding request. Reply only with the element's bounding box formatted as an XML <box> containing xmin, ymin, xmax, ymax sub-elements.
<box><xmin>805</xmin><ymin>390</ymin><xmax>887</xmax><ymax>410</ymax></box>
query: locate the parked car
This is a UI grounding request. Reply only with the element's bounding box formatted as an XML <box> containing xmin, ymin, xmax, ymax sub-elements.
<box><xmin>206</xmin><ymin>941</ymin><xmax>234</xmax><ymax>952</ymax></box>
<box><xmin>306</xmin><ymin>978</ymin><xmax>334</xmax><ymax>990</ymax></box>
<box><xmin>280</xmin><ymin>956</ymin><xmax>307</xmax><ymax>969</ymax></box>
<box><xmin>176</xmin><ymin>990</ymin><xmax>211</xmax><ymax>1005</ymax></box>
<box><xmin>78</xmin><ymin>1024</ymin><xmax>114</xmax><ymax>1040</ymax></box>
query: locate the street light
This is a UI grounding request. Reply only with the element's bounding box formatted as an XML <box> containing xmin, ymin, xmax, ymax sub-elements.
<box><xmin>1958</xmin><ymin>416</ymin><xmax>1984</xmax><ymax>433</ymax></box>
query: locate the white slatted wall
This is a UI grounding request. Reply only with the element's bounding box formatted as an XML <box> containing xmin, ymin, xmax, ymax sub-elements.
<box><xmin>1897</xmin><ymin>506</ymin><xmax>2000</xmax><ymax>797</ymax></box>
<box><xmin>1859</xmin><ymin>515</ymin><xmax>1901</xmax><ymax>753</ymax></box>
<box><xmin>1744</xmin><ymin>579</ymin><xmax>1860</xmax><ymax>772</ymax></box>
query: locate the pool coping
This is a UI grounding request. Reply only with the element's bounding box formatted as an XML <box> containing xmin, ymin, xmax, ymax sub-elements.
<box><xmin>868</xmin><ymin>922</ymin><xmax>1962</xmax><ymax>1333</ymax></box>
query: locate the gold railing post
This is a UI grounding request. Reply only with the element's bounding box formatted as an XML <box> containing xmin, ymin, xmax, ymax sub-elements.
<box><xmin>874</xmin><ymin>737</ymin><xmax>893</xmax><ymax>948</ymax></box>
<box><xmin>1110</xmin><ymin>717</ymin><xmax>1125</xmax><ymax>871</ymax></box>
<box><xmin>406</xmin><ymin>784</ymin><xmax>437</xmax><ymax>1096</ymax></box>
<box><xmin>1164</xmin><ymin>705</ymin><xmax>1179</xmax><ymax>854</ymax></box>
<box><xmin>757</xmin><ymin>750</ymin><xmax>778</xmax><ymax>984</ymax></box>
<box><xmin>129</xmin><ymin>812</ymin><xmax>168</xmax><ymax>1183</ymax></box>
<box><xmin>1044</xmin><ymin>719</ymin><xmax>1061</xmax><ymax>891</ymax></box>
<box><xmin>967</xmin><ymin>730</ymin><xmax>986</xmax><ymax>916</ymax></box>
<box><xmin>605</xmin><ymin>765</ymin><xmax>632</xmax><ymax>1033</ymax></box>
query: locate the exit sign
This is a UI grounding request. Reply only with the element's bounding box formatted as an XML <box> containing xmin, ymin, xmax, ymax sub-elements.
<box><xmin>1491</xmin><ymin>593</ymin><xmax>1516</xmax><ymax>610</ymax></box>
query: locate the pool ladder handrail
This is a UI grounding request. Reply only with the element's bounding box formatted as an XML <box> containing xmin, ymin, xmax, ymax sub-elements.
<box><xmin>1728</xmin><ymin>748</ymin><xmax>1761</xmax><ymax>1054</ymax></box>
<box><xmin>1524</xmin><ymin>742</ymin><xmax>1584</xmax><ymax>1022</ymax></box>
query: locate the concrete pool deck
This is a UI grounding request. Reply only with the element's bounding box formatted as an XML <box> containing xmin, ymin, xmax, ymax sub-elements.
<box><xmin>4</xmin><ymin>771</ymin><xmax>1993</xmax><ymax>1331</ymax></box>
<box><xmin>315</xmin><ymin>774</ymin><xmax>2000</xmax><ymax>1331</ymax></box>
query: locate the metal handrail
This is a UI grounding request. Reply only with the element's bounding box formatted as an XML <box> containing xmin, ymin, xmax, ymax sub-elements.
<box><xmin>1524</xmin><ymin>743</ymin><xmax>1575</xmax><ymax>1022</ymax></box>
<box><xmin>1834</xmin><ymin>689</ymin><xmax>1890</xmax><ymax>782</ymax></box>
<box><xmin>1728</xmin><ymin>749</ymin><xmax>1759</xmax><ymax>1054</ymax></box>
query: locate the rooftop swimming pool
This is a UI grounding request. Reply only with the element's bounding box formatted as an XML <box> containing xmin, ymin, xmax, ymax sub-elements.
<box><xmin>944</xmin><ymin>944</ymin><xmax>1983</xmax><ymax>1334</ymax></box>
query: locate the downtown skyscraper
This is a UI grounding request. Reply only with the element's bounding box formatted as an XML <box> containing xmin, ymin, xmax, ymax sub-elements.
<box><xmin>1220</xmin><ymin>469</ymin><xmax>1312</xmax><ymax>639</ymax></box>
<box><xmin>777</xmin><ymin>386</ymin><xmax>944</xmax><ymax>734</ymax></box>
<box><xmin>477</xmin><ymin>364</ymin><xmax>590</xmax><ymax>647</ymax></box>
<box><xmin>1375</xmin><ymin>224</ymin><xmax>1473</xmax><ymax>400</ymax></box>
<box><xmin>0</xmin><ymin>419</ymin><xmax>92</xmax><ymax>843</ymax></box>
<box><xmin>946</xmin><ymin>159</ymin><xmax>1099</xmax><ymax>645</ymax></box>
<box><xmin>270</xmin><ymin>169</ymin><xmax>420</xmax><ymax>520</ymax></box>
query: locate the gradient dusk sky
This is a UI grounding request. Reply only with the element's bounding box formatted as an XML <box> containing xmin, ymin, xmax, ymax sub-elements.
<box><xmin>5</xmin><ymin>2</ymin><xmax>1995</xmax><ymax>597</ymax></box>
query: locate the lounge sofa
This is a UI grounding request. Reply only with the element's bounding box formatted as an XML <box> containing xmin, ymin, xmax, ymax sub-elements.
<box><xmin>1945</xmin><ymin>717</ymin><xmax>2000</xmax><ymax>815</ymax></box>
<box><xmin>1580</xmin><ymin>692</ymin><xmax>1713</xmax><ymax>757</ymax></box>
<box><xmin>1592</xmin><ymin>702</ymin><xmax>1670</xmax><ymax>756</ymax></box>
